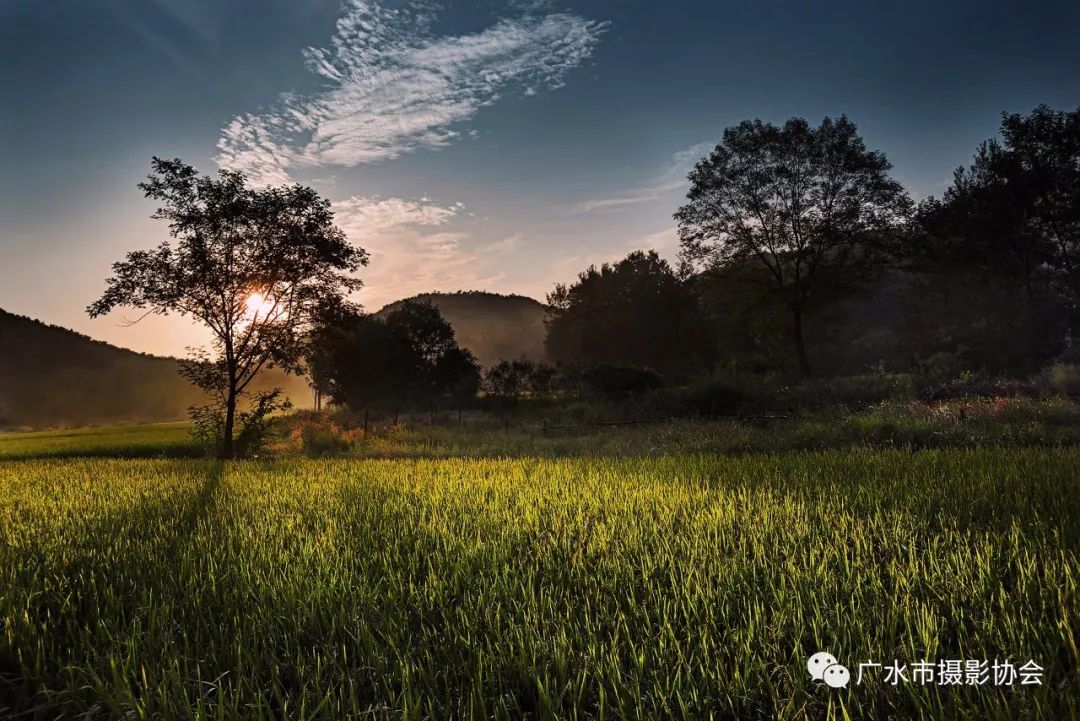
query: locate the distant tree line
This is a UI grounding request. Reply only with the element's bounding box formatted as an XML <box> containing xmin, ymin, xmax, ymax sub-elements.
<box><xmin>310</xmin><ymin>104</ymin><xmax>1080</xmax><ymax>419</ymax></box>
<box><xmin>91</xmin><ymin>104</ymin><xmax>1079</xmax><ymax>452</ymax></box>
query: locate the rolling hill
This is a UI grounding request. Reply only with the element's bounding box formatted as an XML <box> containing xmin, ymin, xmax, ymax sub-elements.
<box><xmin>376</xmin><ymin>291</ymin><xmax>548</xmax><ymax>367</ymax></box>
<box><xmin>0</xmin><ymin>309</ymin><xmax>312</xmax><ymax>430</ymax></box>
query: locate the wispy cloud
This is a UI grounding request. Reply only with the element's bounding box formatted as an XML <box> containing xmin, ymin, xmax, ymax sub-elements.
<box><xmin>574</xmin><ymin>141</ymin><xmax>713</xmax><ymax>213</ymax></box>
<box><xmin>217</xmin><ymin>0</ymin><xmax>608</xmax><ymax>185</ymax></box>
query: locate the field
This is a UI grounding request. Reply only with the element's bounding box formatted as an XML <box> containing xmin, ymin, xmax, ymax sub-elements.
<box><xmin>1</xmin><ymin>424</ymin><xmax>1078</xmax><ymax>719</ymax></box>
<box><xmin>0</xmin><ymin>422</ymin><xmax>197</xmax><ymax>461</ymax></box>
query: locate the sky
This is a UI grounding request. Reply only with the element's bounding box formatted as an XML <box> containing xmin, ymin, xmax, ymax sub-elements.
<box><xmin>2</xmin><ymin>0</ymin><xmax>1078</xmax><ymax>357</ymax></box>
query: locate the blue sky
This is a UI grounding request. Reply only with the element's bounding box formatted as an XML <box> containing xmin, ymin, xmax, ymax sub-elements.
<box><xmin>2</xmin><ymin>0</ymin><xmax>1078</xmax><ymax>356</ymax></box>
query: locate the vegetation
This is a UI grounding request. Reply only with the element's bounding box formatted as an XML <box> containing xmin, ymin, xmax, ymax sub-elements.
<box><xmin>0</xmin><ymin>310</ymin><xmax>310</xmax><ymax>430</ymax></box>
<box><xmin>377</xmin><ymin>292</ymin><xmax>548</xmax><ymax>367</ymax></box>
<box><xmin>676</xmin><ymin>116</ymin><xmax>911</xmax><ymax>376</ymax></box>
<box><xmin>545</xmin><ymin>251</ymin><xmax>708</xmax><ymax>377</ymax></box>
<box><xmin>1</xmin><ymin>445</ymin><xmax>1076</xmax><ymax>719</ymax></box>
<box><xmin>3</xmin><ymin>104</ymin><xmax>1079</xmax><ymax>720</ymax></box>
<box><xmin>313</xmin><ymin>300</ymin><xmax>481</xmax><ymax>419</ymax></box>
<box><xmin>87</xmin><ymin>157</ymin><xmax>367</xmax><ymax>458</ymax></box>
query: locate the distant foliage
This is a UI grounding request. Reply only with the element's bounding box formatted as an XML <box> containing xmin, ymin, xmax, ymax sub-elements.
<box><xmin>483</xmin><ymin>359</ymin><xmax>558</xmax><ymax>400</ymax></box>
<box><xmin>545</xmin><ymin>250</ymin><xmax>709</xmax><ymax>377</ymax></box>
<box><xmin>579</xmin><ymin>364</ymin><xmax>663</xmax><ymax>399</ymax></box>
<box><xmin>317</xmin><ymin>301</ymin><xmax>481</xmax><ymax>414</ymax></box>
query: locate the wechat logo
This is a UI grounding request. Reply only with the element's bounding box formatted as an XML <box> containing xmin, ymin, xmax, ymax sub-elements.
<box><xmin>808</xmin><ymin>651</ymin><xmax>850</xmax><ymax>689</ymax></box>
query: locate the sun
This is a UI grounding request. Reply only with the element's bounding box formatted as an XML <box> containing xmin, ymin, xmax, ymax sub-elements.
<box><xmin>244</xmin><ymin>292</ymin><xmax>276</xmax><ymax>318</ymax></box>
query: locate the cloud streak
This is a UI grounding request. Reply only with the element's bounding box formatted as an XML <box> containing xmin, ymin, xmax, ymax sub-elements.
<box><xmin>217</xmin><ymin>0</ymin><xmax>608</xmax><ymax>184</ymax></box>
<box><xmin>574</xmin><ymin>141</ymin><xmax>713</xmax><ymax>213</ymax></box>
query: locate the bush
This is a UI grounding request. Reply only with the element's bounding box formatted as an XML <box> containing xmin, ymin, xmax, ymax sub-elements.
<box><xmin>292</xmin><ymin>417</ymin><xmax>361</xmax><ymax>457</ymax></box>
<box><xmin>580</xmin><ymin>365</ymin><xmax>663</xmax><ymax>399</ymax></box>
<box><xmin>776</xmin><ymin>373</ymin><xmax>916</xmax><ymax>411</ymax></box>
<box><xmin>1045</xmin><ymin>363</ymin><xmax>1080</xmax><ymax>397</ymax></box>
<box><xmin>188</xmin><ymin>389</ymin><xmax>292</xmax><ymax>458</ymax></box>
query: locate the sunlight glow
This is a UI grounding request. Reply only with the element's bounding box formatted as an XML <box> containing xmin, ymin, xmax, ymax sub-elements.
<box><xmin>244</xmin><ymin>292</ymin><xmax>276</xmax><ymax>319</ymax></box>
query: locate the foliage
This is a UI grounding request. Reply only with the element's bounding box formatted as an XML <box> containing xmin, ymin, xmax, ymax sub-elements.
<box><xmin>483</xmin><ymin>359</ymin><xmax>557</xmax><ymax>400</ymax></box>
<box><xmin>189</xmin><ymin>390</ymin><xmax>291</xmax><ymax>458</ymax></box>
<box><xmin>288</xmin><ymin>415</ymin><xmax>363</xmax><ymax>458</ymax></box>
<box><xmin>87</xmin><ymin>157</ymin><xmax>366</xmax><ymax>458</ymax></box>
<box><xmin>1045</xmin><ymin>362</ymin><xmax>1080</xmax><ymax>396</ymax></box>
<box><xmin>545</xmin><ymin>250</ymin><xmax>709</xmax><ymax>377</ymax></box>
<box><xmin>579</xmin><ymin>363</ymin><xmax>663</xmax><ymax>399</ymax></box>
<box><xmin>320</xmin><ymin>301</ymin><xmax>481</xmax><ymax>413</ymax></box>
<box><xmin>676</xmin><ymin>116</ymin><xmax>911</xmax><ymax>376</ymax></box>
<box><xmin>918</xmin><ymin>105</ymin><xmax>1080</xmax><ymax>304</ymax></box>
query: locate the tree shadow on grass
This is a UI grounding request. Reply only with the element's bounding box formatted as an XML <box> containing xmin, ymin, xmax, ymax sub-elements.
<box><xmin>0</xmin><ymin>460</ymin><xmax>225</xmax><ymax>717</ymax></box>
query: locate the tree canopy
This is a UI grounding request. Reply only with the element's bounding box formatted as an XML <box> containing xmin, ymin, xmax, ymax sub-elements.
<box><xmin>317</xmin><ymin>301</ymin><xmax>481</xmax><ymax>414</ymax></box>
<box><xmin>544</xmin><ymin>250</ymin><xmax>708</xmax><ymax>376</ymax></box>
<box><xmin>88</xmin><ymin>157</ymin><xmax>367</xmax><ymax>458</ymax></box>
<box><xmin>676</xmin><ymin>116</ymin><xmax>910</xmax><ymax>376</ymax></box>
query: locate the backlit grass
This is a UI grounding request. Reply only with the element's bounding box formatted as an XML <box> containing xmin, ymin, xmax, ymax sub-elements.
<box><xmin>1</xmin><ymin>449</ymin><xmax>1077</xmax><ymax>719</ymax></box>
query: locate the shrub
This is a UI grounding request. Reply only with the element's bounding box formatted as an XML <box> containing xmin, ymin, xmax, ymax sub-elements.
<box><xmin>188</xmin><ymin>389</ymin><xmax>292</xmax><ymax>458</ymax></box>
<box><xmin>581</xmin><ymin>365</ymin><xmax>663</xmax><ymax>399</ymax></box>
<box><xmin>1045</xmin><ymin>362</ymin><xmax>1080</xmax><ymax>397</ymax></box>
<box><xmin>777</xmin><ymin>373</ymin><xmax>916</xmax><ymax>411</ymax></box>
<box><xmin>292</xmin><ymin>417</ymin><xmax>361</xmax><ymax>457</ymax></box>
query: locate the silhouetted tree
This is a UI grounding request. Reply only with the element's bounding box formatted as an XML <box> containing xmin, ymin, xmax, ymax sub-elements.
<box><xmin>484</xmin><ymin>360</ymin><xmax>533</xmax><ymax>399</ymax></box>
<box><xmin>434</xmin><ymin>346</ymin><xmax>483</xmax><ymax>411</ymax></box>
<box><xmin>919</xmin><ymin>105</ymin><xmax>1079</xmax><ymax>346</ymax></box>
<box><xmin>321</xmin><ymin>301</ymin><xmax>479</xmax><ymax>415</ymax></box>
<box><xmin>545</xmin><ymin>250</ymin><xmax>707</xmax><ymax>376</ymax></box>
<box><xmin>88</xmin><ymin>157</ymin><xmax>367</xmax><ymax>458</ymax></box>
<box><xmin>483</xmin><ymin>359</ymin><xmax>558</xmax><ymax>400</ymax></box>
<box><xmin>676</xmin><ymin>116</ymin><xmax>910</xmax><ymax>376</ymax></box>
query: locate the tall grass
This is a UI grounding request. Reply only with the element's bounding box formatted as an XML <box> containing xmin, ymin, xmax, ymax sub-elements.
<box><xmin>1</xmin><ymin>449</ymin><xmax>1077</xmax><ymax>719</ymax></box>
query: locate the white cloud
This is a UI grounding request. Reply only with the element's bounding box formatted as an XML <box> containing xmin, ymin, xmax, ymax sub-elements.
<box><xmin>217</xmin><ymin>1</ymin><xmax>608</xmax><ymax>184</ymax></box>
<box><xmin>574</xmin><ymin>141</ymin><xmax>714</xmax><ymax>213</ymax></box>
<box><xmin>333</xmin><ymin>195</ymin><xmax>459</xmax><ymax>236</ymax></box>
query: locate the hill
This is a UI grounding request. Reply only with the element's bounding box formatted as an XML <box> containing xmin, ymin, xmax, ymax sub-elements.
<box><xmin>0</xmin><ymin>309</ymin><xmax>311</xmax><ymax>430</ymax></box>
<box><xmin>376</xmin><ymin>291</ymin><xmax>548</xmax><ymax>367</ymax></box>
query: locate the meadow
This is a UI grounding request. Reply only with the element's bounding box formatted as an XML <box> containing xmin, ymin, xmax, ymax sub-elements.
<box><xmin>1</xmin><ymin>426</ymin><xmax>1078</xmax><ymax>719</ymax></box>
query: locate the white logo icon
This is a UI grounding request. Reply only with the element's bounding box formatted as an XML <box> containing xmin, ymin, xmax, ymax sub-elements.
<box><xmin>807</xmin><ymin>651</ymin><xmax>838</xmax><ymax>681</ymax></box>
<box><xmin>808</xmin><ymin>651</ymin><xmax>849</xmax><ymax>688</ymax></box>
<box><xmin>823</xmin><ymin>663</ymin><xmax>850</xmax><ymax>688</ymax></box>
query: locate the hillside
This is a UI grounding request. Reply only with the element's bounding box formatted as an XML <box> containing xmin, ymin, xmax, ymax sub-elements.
<box><xmin>0</xmin><ymin>309</ymin><xmax>311</xmax><ymax>430</ymax></box>
<box><xmin>376</xmin><ymin>291</ymin><xmax>548</xmax><ymax>367</ymax></box>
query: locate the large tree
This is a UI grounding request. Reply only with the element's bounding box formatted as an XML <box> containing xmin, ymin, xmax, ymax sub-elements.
<box><xmin>545</xmin><ymin>250</ymin><xmax>708</xmax><ymax>376</ymax></box>
<box><xmin>676</xmin><ymin>116</ymin><xmax>910</xmax><ymax>376</ymax></box>
<box><xmin>88</xmin><ymin>157</ymin><xmax>367</xmax><ymax>458</ymax></box>
<box><xmin>918</xmin><ymin>105</ymin><xmax>1079</xmax><ymax>314</ymax></box>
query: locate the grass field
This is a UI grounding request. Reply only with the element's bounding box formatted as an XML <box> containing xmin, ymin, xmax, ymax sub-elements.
<box><xmin>1</xmin><ymin>435</ymin><xmax>1078</xmax><ymax>719</ymax></box>
<box><xmin>0</xmin><ymin>422</ymin><xmax>198</xmax><ymax>461</ymax></box>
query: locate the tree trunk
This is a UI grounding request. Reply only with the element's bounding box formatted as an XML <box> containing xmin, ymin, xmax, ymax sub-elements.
<box><xmin>791</xmin><ymin>304</ymin><xmax>812</xmax><ymax>378</ymax></box>
<box><xmin>221</xmin><ymin>386</ymin><xmax>237</xmax><ymax>460</ymax></box>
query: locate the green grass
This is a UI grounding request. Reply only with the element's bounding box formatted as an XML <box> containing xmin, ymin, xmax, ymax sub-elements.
<box><xmin>0</xmin><ymin>422</ymin><xmax>198</xmax><ymax>461</ymax></box>
<box><xmin>1</xmin><ymin>449</ymin><xmax>1077</xmax><ymax>719</ymax></box>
